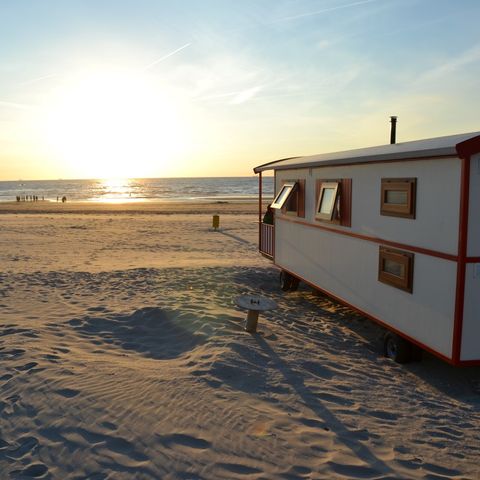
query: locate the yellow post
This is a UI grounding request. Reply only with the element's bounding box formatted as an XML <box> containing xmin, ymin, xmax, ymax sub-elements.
<box><xmin>212</xmin><ymin>215</ymin><xmax>220</xmax><ymax>230</ymax></box>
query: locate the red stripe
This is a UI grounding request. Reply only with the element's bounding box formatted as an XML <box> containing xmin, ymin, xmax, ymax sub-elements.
<box><xmin>466</xmin><ymin>257</ymin><xmax>480</xmax><ymax>263</ymax></box>
<box><xmin>277</xmin><ymin>215</ymin><xmax>458</xmax><ymax>262</ymax></box>
<box><xmin>274</xmin><ymin>170</ymin><xmax>277</xmax><ymax>262</ymax></box>
<box><xmin>458</xmin><ymin>359</ymin><xmax>480</xmax><ymax>366</ymax></box>
<box><xmin>276</xmin><ymin>264</ymin><xmax>455</xmax><ymax>364</ymax></box>
<box><xmin>258</xmin><ymin>172</ymin><xmax>262</xmax><ymax>250</ymax></box>
<box><xmin>452</xmin><ymin>156</ymin><xmax>471</xmax><ymax>363</ymax></box>
<box><xmin>456</xmin><ymin>135</ymin><xmax>480</xmax><ymax>159</ymax></box>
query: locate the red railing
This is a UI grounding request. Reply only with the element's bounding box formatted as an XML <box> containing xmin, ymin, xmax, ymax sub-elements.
<box><xmin>259</xmin><ymin>222</ymin><xmax>274</xmax><ymax>258</ymax></box>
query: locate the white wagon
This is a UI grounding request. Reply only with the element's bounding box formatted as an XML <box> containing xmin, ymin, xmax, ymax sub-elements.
<box><xmin>254</xmin><ymin>130</ymin><xmax>480</xmax><ymax>365</ymax></box>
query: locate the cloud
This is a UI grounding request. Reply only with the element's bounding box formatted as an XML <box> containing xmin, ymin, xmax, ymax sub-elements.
<box><xmin>230</xmin><ymin>86</ymin><xmax>262</xmax><ymax>104</ymax></box>
<box><xmin>0</xmin><ymin>100</ymin><xmax>31</xmax><ymax>110</ymax></box>
<box><xmin>416</xmin><ymin>43</ymin><xmax>480</xmax><ymax>84</ymax></box>
<box><xmin>192</xmin><ymin>85</ymin><xmax>262</xmax><ymax>105</ymax></box>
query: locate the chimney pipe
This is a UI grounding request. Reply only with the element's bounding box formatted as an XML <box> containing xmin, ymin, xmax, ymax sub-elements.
<box><xmin>390</xmin><ymin>116</ymin><xmax>397</xmax><ymax>144</ymax></box>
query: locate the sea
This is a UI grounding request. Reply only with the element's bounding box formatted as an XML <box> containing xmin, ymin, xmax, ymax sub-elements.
<box><xmin>0</xmin><ymin>177</ymin><xmax>274</xmax><ymax>203</ymax></box>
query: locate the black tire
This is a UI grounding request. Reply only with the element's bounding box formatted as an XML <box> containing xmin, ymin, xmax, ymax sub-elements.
<box><xmin>290</xmin><ymin>277</ymin><xmax>300</xmax><ymax>292</ymax></box>
<box><xmin>411</xmin><ymin>344</ymin><xmax>423</xmax><ymax>362</ymax></box>
<box><xmin>384</xmin><ymin>332</ymin><xmax>413</xmax><ymax>364</ymax></box>
<box><xmin>279</xmin><ymin>270</ymin><xmax>294</xmax><ymax>291</ymax></box>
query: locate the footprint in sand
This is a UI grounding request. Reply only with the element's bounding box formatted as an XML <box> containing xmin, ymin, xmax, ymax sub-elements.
<box><xmin>0</xmin><ymin>327</ymin><xmax>29</xmax><ymax>337</ymax></box>
<box><xmin>55</xmin><ymin>388</ymin><xmax>80</xmax><ymax>398</ymax></box>
<box><xmin>316</xmin><ymin>391</ymin><xmax>355</xmax><ymax>407</ymax></box>
<box><xmin>22</xmin><ymin>331</ymin><xmax>40</xmax><ymax>339</ymax></box>
<box><xmin>87</xmin><ymin>306</ymin><xmax>109</xmax><ymax>312</ymax></box>
<box><xmin>100</xmin><ymin>421</ymin><xmax>117</xmax><ymax>431</ymax></box>
<box><xmin>286</xmin><ymin>465</ymin><xmax>312</xmax><ymax>477</ymax></box>
<box><xmin>43</xmin><ymin>354</ymin><xmax>61</xmax><ymax>362</ymax></box>
<box><xmin>327</xmin><ymin>461</ymin><xmax>381</xmax><ymax>479</ymax></box>
<box><xmin>54</xmin><ymin>347</ymin><xmax>70</xmax><ymax>354</ymax></box>
<box><xmin>299</xmin><ymin>417</ymin><xmax>328</xmax><ymax>429</ymax></box>
<box><xmin>422</xmin><ymin>462</ymin><xmax>462</xmax><ymax>477</ymax></box>
<box><xmin>75</xmin><ymin>428</ymin><xmax>149</xmax><ymax>463</ymax></box>
<box><xmin>156</xmin><ymin>433</ymin><xmax>211</xmax><ymax>451</ymax></box>
<box><xmin>216</xmin><ymin>462</ymin><xmax>263</xmax><ymax>476</ymax></box>
<box><xmin>5</xmin><ymin>436</ymin><xmax>39</xmax><ymax>459</ymax></box>
<box><xmin>9</xmin><ymin>463</ymin><xmax>48</xmax><ymax>478</ymax></box>
<box><xmin>14</xmin><ymin>362</ymin><xmax>38</xmax><ymax>372</ymax></box>
<box><xmin>0</xmin><ymin>348</ymin><xmax>26</xmax><ymax>360</ymax></box>
<box><xmin>367</xmin><ymin>409</ymin><xmax>400</xmax><ymax>421</ymax></box>
<box><xmin>299</xmin><ymin>360</ymin><xmax>334</xmax><ymax>380</ymax></box>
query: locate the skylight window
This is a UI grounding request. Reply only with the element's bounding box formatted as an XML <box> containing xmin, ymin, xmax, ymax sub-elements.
<box><xmin>315</xmin><ymin>182</ymin><xmax>339</xmax><ymax>221</ymax></box>
<box><xmin>271</xmin><ymin>182</ymin><xmax>296</xmax><ymax>210</ymax></box>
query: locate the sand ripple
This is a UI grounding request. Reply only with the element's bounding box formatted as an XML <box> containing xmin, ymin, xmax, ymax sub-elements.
<box><xmin>0</xmin><ymin>266</ymin><xmax>479</xmax><ymax>479</ymax></box>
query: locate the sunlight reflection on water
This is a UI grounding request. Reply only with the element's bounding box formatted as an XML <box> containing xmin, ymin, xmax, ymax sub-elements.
<box><xmin>0</xmin><ymin>177</ymin><xmax>274</xmax><ymax>203</ymax></box>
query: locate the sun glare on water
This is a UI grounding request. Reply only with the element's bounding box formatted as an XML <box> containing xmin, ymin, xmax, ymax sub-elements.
<box><xmin>44</xmin><ymin>70</ymin><xmax>188</xmax><ymax>179</ymax></box>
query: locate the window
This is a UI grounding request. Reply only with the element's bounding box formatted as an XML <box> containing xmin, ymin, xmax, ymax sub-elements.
<box><xmin>271</xmin><ymin>180</ymin><xmax>305</xmax><ymax>217</ymax></box>
<box><xmin>315</xmin><ymin>179</ymin><xmax>352</xmax><ymax>226</ymax></box>
<box><xmin>381</xmin><ymin>178</ymin><xmax>416</xmax><ymax>218</ymax></box>
<box><xmin>316</xmin><ymin>182</ymin><xmax>339</xmax><ymax>220</ymax></box>
<box><xmin>271</xmin><ymin>182</ymin><xmax>295</xmax><ymax>210</ymax></box>
<box><xmin>378</xmin><ymin>246</ymin><xmax>414</xmax><ymax>293</ymax></box>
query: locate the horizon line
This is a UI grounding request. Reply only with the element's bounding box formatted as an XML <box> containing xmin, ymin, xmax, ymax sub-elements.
<box><xmin>0</xmin><ymin>174</ymin><xmax>274</xmax><ymax>183</ymax></box>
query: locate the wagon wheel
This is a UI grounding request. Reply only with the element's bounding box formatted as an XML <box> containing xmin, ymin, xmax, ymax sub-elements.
<box><xmin>384</xmin><ymin>332</ymin><xmax>413</xmax><ymax>364</ymax></box>
<box><xmin>279</xmin><ymin>270</ymin><xmax>298</xmax><ymax>291</ymax></box>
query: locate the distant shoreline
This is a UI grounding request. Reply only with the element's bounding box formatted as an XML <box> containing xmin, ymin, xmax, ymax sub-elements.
<box><xmin>0</xmin><ymin>177</ymin><xmax>274</xmax><ymax>205</ymax></box>
<box><xmin>0</xmin><ymin>199</ymin><xmax>269</xmax><ymax>215</ymax></box>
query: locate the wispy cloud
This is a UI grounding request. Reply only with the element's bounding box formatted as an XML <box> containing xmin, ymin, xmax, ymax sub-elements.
<box><xmin>268</xmin><ymin>0</ymin><xmax>380</xmax><ymax>24</ymax></box>
<box><xmin>0</xmin><ymin>100</ymin><xmax>31</xmax><ymax>110</ymax></box>
<box><xmin>144</xmin><ymin>43</ymin><xmax>191</xmax><ymax>71</ymax></box>
<box><xmin>416</xmin><ymin>43</ymin><xmax>480</xmax><ymax>84</ymax></box>
<box><xmin>193</xmin><ymin>85</ymin><xmax>263</xmax><ymax>105</ymax></box>
<box><xmin>230</xmin><ymin>86</ymin><xmax>262</xmax><ymax>104</ymax></box>
<box><xmin>19</xmin><ymin>73</ymin><xmax>57</xmax><ymax>86</ymax></box>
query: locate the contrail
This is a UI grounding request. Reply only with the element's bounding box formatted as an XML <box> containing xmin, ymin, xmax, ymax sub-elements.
<box><xmin>19</xmin><ymin>73</ymin><xmax>57</xmax><ymax>86</ymax></box>
<box><xmin>144</xmin><ymin>43</ymin><xmax>191</xmax><ymax>71</ymax></box>
<box><xmin>269</xmin><ymin>0</ymin><xmax>380</xmax><ymax>24</ymax></box>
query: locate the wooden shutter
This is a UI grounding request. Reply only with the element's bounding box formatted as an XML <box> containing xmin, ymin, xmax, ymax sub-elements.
<box><xmin>315</xmin><ymin>180</ymin><xmax>322</xmax><ymax>205</ymax></box>
<box><xmin>297</xmin><ymin>179</ymin><xmax>305</xmax><ymax>218</ymax></box>
<box><xmin>340</xmin><ymin>178</ymin><xmax>352</xmax><ymax>227</ymax></box>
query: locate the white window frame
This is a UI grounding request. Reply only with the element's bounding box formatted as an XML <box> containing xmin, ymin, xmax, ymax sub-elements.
<box><xmin>316</xmin><ymin>182</ymin><xmax>339</xmax><ymax>221</ymax></box>
<box><xmin>271</xmin><ymin>182</ymin><xmax>297</xmax><ymax>210</ymax></box>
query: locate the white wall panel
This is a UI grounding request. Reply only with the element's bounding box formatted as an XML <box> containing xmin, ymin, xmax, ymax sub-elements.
<box><xmin>468</xmin><ymin>154</ymin><xmax>480</xmax><ymax>257</ymax></box>
<box><xmin>275</xmin><ymin>158</ymin><xmax>461</xmax><ymax>256</ymax></box>
<box><xmin>461</xmin><ymin>264</ymin><xmax>480</xmax><ymax>361</ymax></box>
<box><xmin>275</xmin><ymin>220</ymin><xmax>457</xmax><ymax>357</ymax></box>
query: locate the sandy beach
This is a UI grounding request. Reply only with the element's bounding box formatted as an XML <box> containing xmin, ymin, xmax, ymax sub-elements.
<box><xmin>1</xmin><ymin>201</ymin><xmax>480</xmax><ymax>479</ymax></box>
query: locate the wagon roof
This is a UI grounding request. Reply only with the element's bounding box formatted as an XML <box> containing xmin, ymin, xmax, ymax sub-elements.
<box><xmin>253</xmin><ymin>131</ymin><xmax>480</xmax><ymax>173</ymax></box>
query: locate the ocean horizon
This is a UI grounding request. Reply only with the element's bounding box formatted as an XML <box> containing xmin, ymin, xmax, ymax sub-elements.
<box><xmin>0</xmin><ymin>176</ymin><xmax>274</xmax><ymax>203</ymax></box>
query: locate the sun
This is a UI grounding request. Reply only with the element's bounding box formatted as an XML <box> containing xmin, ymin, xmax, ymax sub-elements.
<box><xmin>43</xmin><ymin>70</ymin><xmax>188</xmax><ymax>179</ymax></box>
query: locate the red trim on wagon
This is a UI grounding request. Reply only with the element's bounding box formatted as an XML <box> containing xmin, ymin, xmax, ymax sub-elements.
<box><xmin>258</xmin><ymin>172</ymin><xmax>263</xmax><ymax>250</ymax></box>
<box><xmin>277</xmin><ymin>215</ymin><xmax>458</xmax><ymax>262</ymax></box>
<box><xmin>456</xmin><ymin>135</ymin><xmax>480</xmax><ymax>159</ymax></box>
<box><xmin>458</xmin><ymin>359</ymin><xmax>480</xmax><ymax>366</ymax></box>
<box><xmin>452</xmin><ymin>156</ymin><xmax>471</xmax><ymax>363</ymax></box>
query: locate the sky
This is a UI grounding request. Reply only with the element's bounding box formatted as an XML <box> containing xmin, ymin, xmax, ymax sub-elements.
<box><xmin>1</xmin><ymin>0</ymin><xmax>480</xmax><ymax>180</ymax></box>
